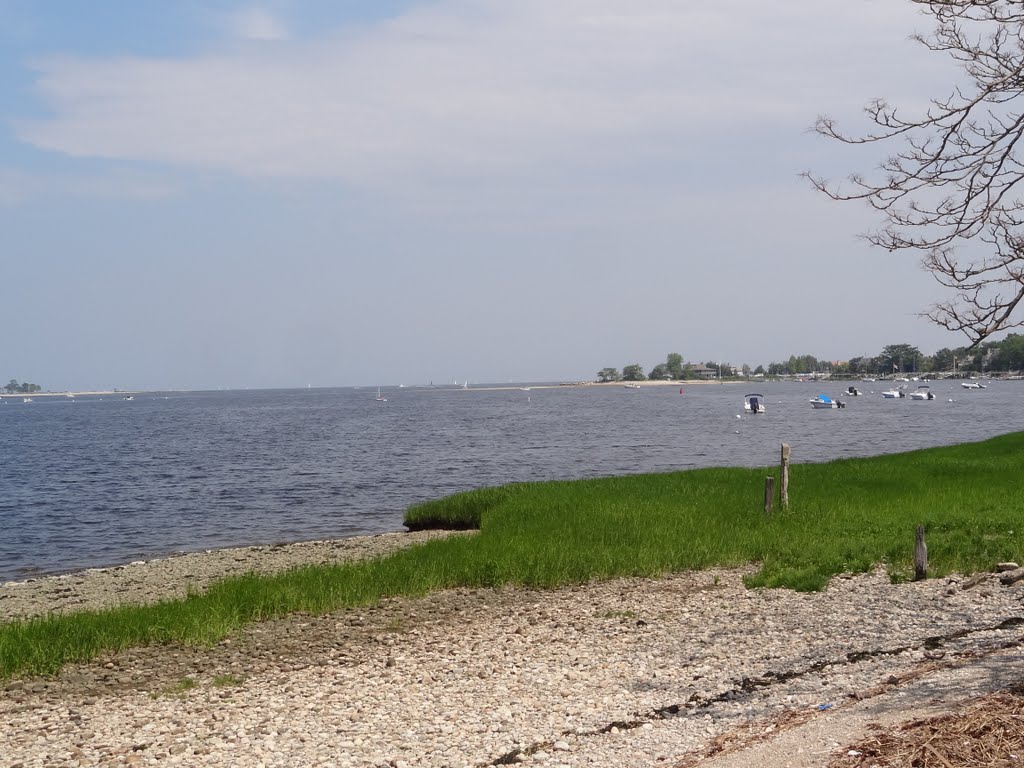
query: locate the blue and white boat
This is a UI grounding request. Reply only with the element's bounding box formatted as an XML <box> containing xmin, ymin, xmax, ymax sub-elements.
<box><xmin>810</xmin><ymin>394</ymin><xmax>845</xmax><ymax>409</ymax></box>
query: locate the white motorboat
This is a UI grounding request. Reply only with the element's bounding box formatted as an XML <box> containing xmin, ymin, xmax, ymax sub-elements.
<box><xmin>623</xmin><ymin>383</ymin><xmax>642</xmax><ymax>389</ymax></box>
<box><xmin>881</xmin><ymin>388</ymin><xmax>905</xmax><ymax>398</ymax></box>
<box><xmin>909</xmin><ymin>386</ymin><xmax>935</xmax><ymax>400</ymax></box>
<box><xmin>22</xmin><ymin>397</ymin><xmax>33</xmax><ymax>403</ymax></box>
<box><xmin>743</xmin><ymin>393</ymin><xmax>765</xmax><ymax>413</ymax></box>
<box><xmin>960</xmin><ymin>381</ymin><xmax>986</xmax><ymax>389</ymax></box>
<box><xmin>810</xmin><ymin>394</ymin><xmax>845</xmax><ymax>409</ymax></box>
<box><xmin>846</xmin><ymin>386</ymin><xmax>862</xmax><ymax>396</ymax></box>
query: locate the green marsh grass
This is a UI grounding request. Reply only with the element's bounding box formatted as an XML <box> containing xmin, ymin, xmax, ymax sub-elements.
<box><xmin>2</xmin><ymin>433</ymin><xmax>1023</xmax><ymax>680</ymax></box>
<box><xmin>212</xmin><ymin>674</ymin><xmax>244</xmax><ymax>687</ymax></box>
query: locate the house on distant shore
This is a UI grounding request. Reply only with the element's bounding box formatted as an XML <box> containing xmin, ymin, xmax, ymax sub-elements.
<box><xmin>690</xmin><ymin>363</ymin><xmax>717</xmax><ymax>380</ymax></box>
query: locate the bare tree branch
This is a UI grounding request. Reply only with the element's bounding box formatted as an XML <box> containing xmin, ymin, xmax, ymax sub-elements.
<box><xmin>806</xmin><ymin>0</ymin><xmax>1024</xmax><ymax>346</ymax></box>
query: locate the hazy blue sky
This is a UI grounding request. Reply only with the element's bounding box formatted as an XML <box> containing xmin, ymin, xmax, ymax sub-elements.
<box><xmin>1</xmin><ymin>1</ymin><xmax>975</xmax><ymax>390</ymax></box>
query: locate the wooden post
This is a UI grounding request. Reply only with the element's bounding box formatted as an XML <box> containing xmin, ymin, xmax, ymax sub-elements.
<box><xmin>914</xmin><ymin>525</ymin><xmax>927</xmax><ymax>581</ymax></box>
<box><xmin>780</xmin><ymin>443</ymin><xmax>791</xmax><ymax>508</ymax></box>
<box><xmin>764</xmin><ymin>477</ymin><xmax>775</xmax><ymax>515</ymax></box>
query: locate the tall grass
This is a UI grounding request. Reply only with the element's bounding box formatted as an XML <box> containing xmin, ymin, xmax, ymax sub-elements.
<box><xmin>2</xmin><ymin>433</ymin><xmax>1022</xmax><ymax>679</ymax></box>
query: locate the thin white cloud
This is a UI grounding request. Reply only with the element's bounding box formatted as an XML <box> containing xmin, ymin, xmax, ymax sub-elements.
<box><xmin>228</xmin><ymin>8</ymin><xmax>290</xmax><ymax>41</ymax></box>
<box><xmin>14</xmin><ymin>0</ymin><xmax>936</xmax><ymax>185</ymax></box>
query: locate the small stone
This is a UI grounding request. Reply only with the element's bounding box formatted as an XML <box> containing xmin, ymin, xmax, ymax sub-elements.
<box><xmin>385</xmin><ymin>656</ymin><xmax>396</xmax><ymax>668</ymax></box>
<box><xmin>961</xmin><ymin>573</ymin><xmax>991</xmax><ymax>590</ymax></box>
<box><xmin>999</xmin><ymin>569</ymin><xmax>1024</xmax><ymax>586</ymax></box>
<box><xmin>553</xmin><ymin>741</ymin><xmax>570</xmax><ymax>752</ymax></box>
<box><xmin>996</xmin><ymin>562</ymin><xmax>1020</xmax><ymax>572</ymax></box>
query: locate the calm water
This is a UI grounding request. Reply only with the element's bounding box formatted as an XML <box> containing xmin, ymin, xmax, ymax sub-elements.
<box><xmin>2</xmin><ymin>381</ymin><xmax>1022</xmax><ymax>581</ymax></box>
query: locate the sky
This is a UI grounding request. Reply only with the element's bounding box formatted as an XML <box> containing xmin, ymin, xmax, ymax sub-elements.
<box><xmin>0</xmin><ymin>0</ymin><xmax>985</xmax><ymax>390</ymax></box>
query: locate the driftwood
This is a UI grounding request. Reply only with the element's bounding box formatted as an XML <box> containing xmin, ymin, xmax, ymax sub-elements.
<box><xmin>914</xmin><ymin>525</ymin><xmax>927</xmax><ymax>582</ymax></box>
<box><xmin>780</xmin><ymin>443</ymin><xmax>791</xmax><ymax>508</ymax></box>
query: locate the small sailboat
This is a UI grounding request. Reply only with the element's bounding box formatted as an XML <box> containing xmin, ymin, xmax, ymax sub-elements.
<box><xmin>375</xmin><ymin>387</ymin><xmax>387</xmax><ymax>402</ymax></box>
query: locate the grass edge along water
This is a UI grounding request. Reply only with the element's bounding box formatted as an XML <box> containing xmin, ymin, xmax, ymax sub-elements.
<box><xmin>2</xmin><ymin>432</ymin><xmax>1022</xmax><ymax>679</ymax></box>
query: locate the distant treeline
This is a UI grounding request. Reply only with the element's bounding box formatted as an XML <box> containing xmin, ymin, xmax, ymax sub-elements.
<box><xmin>598</xmin><ymin>335</ymin><xmax>1024</xmax><ymax>381</ymax></box>
<box><xmin>768</xmin><ymin>337</ymin><xmax>1024</xmax><ymax>376</ymax></box>
<box><xmin>4</xmin><ymin>379</ymin><xmax>42</xmax><ymax>394</ymax></box>
<box><xmin>597</xmin><ymin>354</ymin><xmax>744</xmax><ymax>382</ymax></box>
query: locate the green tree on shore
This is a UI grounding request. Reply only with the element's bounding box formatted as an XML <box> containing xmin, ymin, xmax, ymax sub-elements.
<box><xmin>881</xmin><ymin>344</ymin><xmax>922</xmax><ymax>374</ymax></box>
<box><xmin>621</xmin><ymin>364</ymin><xmax>645</xmax><ymax>381</ymax></box>
<box><xmin>648</xmin><ymin>363</ymin><xmax>670</xmax><ymax>380</ymax></box>
<box><xmin>666</xmin><ymin>353</ymin><xmax>684</xmax><ymax>379</ymax></box>
<box><xmin>4</xmin><ymin>379</ymin><xmax>41</xmax><ymax>394</ymax></box>
<box><xmin>597</xmin><ymin>367</ymin><xmax>621</xmax><ymax>382</ymax></box>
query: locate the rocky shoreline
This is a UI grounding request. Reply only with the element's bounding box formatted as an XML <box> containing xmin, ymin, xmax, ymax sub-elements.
<box><xmin>1</xmin><ymin>537</ymin><xmax>1023</xmax><ymax>767</ymax></box>
<box><xmin>0</xmin><ymin>530</ymin><xmax>467</xmax><ymax>621</ymax></box>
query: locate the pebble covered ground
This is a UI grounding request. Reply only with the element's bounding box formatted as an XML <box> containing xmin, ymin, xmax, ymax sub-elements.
<box><xmin>1</xmin><ymin>536</ymin><xmax>1023</xmax><ymax>767</ymax></box>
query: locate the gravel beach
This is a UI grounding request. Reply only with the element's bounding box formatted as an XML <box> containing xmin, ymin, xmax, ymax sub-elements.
<box><xmin>2</xmin><ymin>534</ymin><xmax>1023</xmax><ymax>767</ymax></box>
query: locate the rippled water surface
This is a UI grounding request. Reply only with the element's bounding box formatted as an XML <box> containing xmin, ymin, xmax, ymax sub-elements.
<box><xmin>2</xmin><ymin>381</ymin><xmax>1023</xmax><ymax>580</ymax></box>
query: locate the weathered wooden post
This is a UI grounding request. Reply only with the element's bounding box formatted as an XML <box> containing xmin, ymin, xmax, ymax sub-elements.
<box><xmin>764</xmin><ymin>477</ymin><xmax>775</xmax><ymax>515</ymax></box>
<box><xmin>914</xmin><ymin>525</ymin><xmax>927</xmax><ymax>581</ymax></box>
<box><xmin>780</xmin><ymin>443</ymin><xmax>791</xmax><ymax>508</ymax></box>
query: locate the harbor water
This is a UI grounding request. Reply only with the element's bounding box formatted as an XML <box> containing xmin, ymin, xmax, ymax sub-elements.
<box><xmin>1</xmin><ymin>380</ymin><xmax>1022</xmax><ymax>581</ymax></box>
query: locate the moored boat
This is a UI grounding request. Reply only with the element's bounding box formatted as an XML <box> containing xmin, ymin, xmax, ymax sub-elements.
<box><xmin>909</xmin><ymin>386</ymin><xmax>935</xmax><ymax>400</ymax></box>
<box><xmin>743</xmin><ymin>393</ymin><xmax>766</xmax><ymax>413</ymax></box>
<box><xmin>810</xmin><ymin>394</ymin><xmax>845</xmax><ymax>409</ymax></box>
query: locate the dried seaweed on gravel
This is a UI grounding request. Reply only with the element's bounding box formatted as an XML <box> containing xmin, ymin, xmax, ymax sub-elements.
<box><xmin>673</xmin><ymin>708</ymin><xmax>818</xmax><ymax>768</ymax></box>
<box><xmin>830</xmin><ymin>684</ymin><xmax>1024</xmax><ymax>768</ymax></box>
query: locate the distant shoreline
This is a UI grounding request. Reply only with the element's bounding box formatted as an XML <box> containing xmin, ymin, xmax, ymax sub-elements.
<box><xmin>0</xmin><ymin>390</ymin><xmax>134</xmax><ymax>399</ymax></box>
<box><xmin>0</xmin><ymin>380</ymin><xmax>742</xmax><ymax>399</ymax></box>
